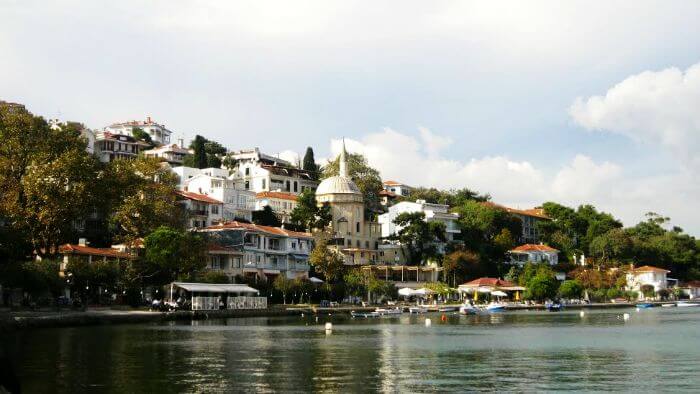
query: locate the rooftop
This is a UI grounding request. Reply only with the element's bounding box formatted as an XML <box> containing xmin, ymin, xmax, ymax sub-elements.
<box><xmin>59</xmin><ymin>244</ymin><xmax>134</xmax><ymax>259</ymax></box>
<box><xmin>510</xmin><ymin>244</ymin><xmax>559</xmax><ymax>253</ymax></box>
<box><xmin>176</xmin><ymin>190</ymin><xmax>224</xmax><ymax>204</ymax></box>
<box><xmin>481</xmin><ymin>202</ymin><xmax>551</xmax><ymax>219</ymax></box>
<box><xmin>631</xmin><ymin>265</ymin><xmax>670</xmax><ymax>274</ymax></box>
<box><xmin>256</xmin><ymin>191</ymin><xmax>298</xmax><ymax>201</ymax></box>
<box><xmin>203</xmin><ymin>221</ymin><xmax>313</xmax><ymax>238</ymax></box>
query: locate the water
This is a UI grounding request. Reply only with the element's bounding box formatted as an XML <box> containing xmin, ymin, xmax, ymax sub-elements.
<box><xmin>4</xmin><ymin>308</ymin><xmax>700</xmax><ymax>392</ymax></box>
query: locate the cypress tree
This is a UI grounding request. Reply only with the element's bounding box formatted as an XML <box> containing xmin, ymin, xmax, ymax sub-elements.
<box><xmin>302</xmin><ymin>147</ymin><xmax>317</xmax><ymax>179</ymax></box>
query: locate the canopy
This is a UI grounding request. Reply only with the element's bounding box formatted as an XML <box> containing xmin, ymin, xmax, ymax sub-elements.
<box><xmin>458</xmin><ymin>286</ymin><xmax>492</xmax><ymax>294</ymax></box>
<box><xmin>173</xmin><ymin>282</ymin><xmax>259</xmax><ymax>294</ymax></box>
<box><xmin>398</xmin><ymin>287</ymin><xmax>417</xmax><ymax>296</ymax></box>
<box><xmin>414</xmin><ymin>288</ymin><xmax>436</xmax><ymax>296</ymax></box>
<box><xmin>309</xmin><ymin>277</ymin><xmax>324</xmax><ymax>284</ymax></box>
<box><xmin>491</xmin><ymin>290</ymin><xmax>508</xmax><ymax>297</ymax></box>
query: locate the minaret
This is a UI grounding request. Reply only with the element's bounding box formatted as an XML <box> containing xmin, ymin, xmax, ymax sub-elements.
<box><xmin>339</xmin><ymin>138</ymin><xmax>348</xmax><ymax>178</ymax></box>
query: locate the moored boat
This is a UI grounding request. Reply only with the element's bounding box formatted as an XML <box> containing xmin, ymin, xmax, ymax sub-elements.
<box><xmin>485</xmin><ymin>303</ymin><xmax>506</xmax><ymax>312</ymax></box>
<box><xmin>438</xmin><ymin>306</ymin><xmax>459</xmax><ymax>312</ymax></box>
<box><xmin>459</xmin><ymin>304</ymin><xmax>478</xmax><ymax>315</ymax></box>
<box><xmin>676</xmin><ymin>301</ymin><xmax>700</xmax><ymax>307</ymax></box>
<box><xmin>546</xmin><ymin>302</ymin><xmax>563</xmax><ymax>312</ymax></box>
<box><xmin>636</xmin><ymin>303</ymin><xmax>654</xmax><ymax>309</ymax></box>
<box><xmin>351</xmin><ymin>311</ymin><xmax>380</xmax><ymax>318</ymax></box>
<box><xmin>409</xmin><ymin>306</ymin><xmax>428</xmax><ymax>314</ymax></box>
<box><xmin>375</xmin><ymin>307</ymin><xmax>403</xmax><ymax>315</ymax></box>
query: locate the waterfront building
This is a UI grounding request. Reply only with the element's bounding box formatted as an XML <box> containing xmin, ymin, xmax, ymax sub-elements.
<box><xmin>172</xmin><ymin>166</ymin><xmax>255</xmax><ymax>222</ymax></box>
<box><xmin>143</xmin><ymin>142</ymin><xmax>191</xmax><ymax>165</ymax></box>
<box><xmin>58</xmin><ymin>240</ymin><xmax>135</xmax><ymax>298</ymax></box>
<box><xmin>227</xmin><ymin>148</ymin><xmax>318</xmax><ymax>195</ymax></box>
<box><xmin>625</xmin><ymin>265</ymin><xmax>675</xmax><ymax>299</ymax></box>
<box><xmin>458</xmin><ymin>277</ymin><xmax>526</xmax><ymax>301</ymax></box>
<box><xmin>483</xmin><ymin>202</ymin><xmax>551</xmax><ymax>244</ymax></box>
<box><xmin>199</xmin><ymin>221</ymin><xmax>312</xmax><ymax>282</ymax></box>
<box><xmin>176</xmin><ymin>190</ymin><xmax>224</xmax><ymax>229</ymax></box>
<box><xmin>105</xmin><ymin>116</ymin><xmax>172</xmax><ymax>145</ymax></box>
<box><xmin>94</xmin><ymin>131</ymin><xmax>150</xmax><ymax>163</ymax></box>
<box><xmin>507</xmin><ymin>244</ymin><xmax>559</xmax><ymax>266</ymax></box>
<box><xmin>383</xmin><ymin>180</ymin><xmax>412</xmax><ymax>197</ymax></box>
<box><xmin>680</xmin><ymin>281</ymin><xmax>700</xmax><ymax>299</ymax></box>
<box><xmin>255</xmin><ymin>191</ymin><xmax>298</xmax><ymax>224</ymax></box>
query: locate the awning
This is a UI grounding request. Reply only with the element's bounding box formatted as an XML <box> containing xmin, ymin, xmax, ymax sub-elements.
<box><xmin>491</xmin><ymin>290</ymin><xmax>508</xmax><ymax>297</ymax></box>
<box><xmin>291</xmin><ymin>254</ymin><xmax>308</xmax><ymax>260</ymax></box>
<box><xmin>398</xmin><ymin>288</ymin><xmax>417</xmax><ymax>296</ymax></box>
<box><xmin>173</xmin><ymin>282</ymin><xmax>259</xmax><ymax>294</ymax></box>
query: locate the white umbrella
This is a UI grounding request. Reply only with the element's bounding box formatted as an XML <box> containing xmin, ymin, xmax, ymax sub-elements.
<box><xmin>415</xmin><ymin>288</ymin><xmax>436</xmax><ymax>296</ymax></box>
<box><xmin>398</xmin><ymin>287</ymin><xmax>416</xmax><ymax>296</ymax></box>
<box><xmin>491</xmin><ymin>290</ymin><xmax>507</xmax><ymax>297</ymax></box>
<box><xmin>309</xmin><ymin>277</ymin><xmax>324</xmax><ymax>284</ymax></box>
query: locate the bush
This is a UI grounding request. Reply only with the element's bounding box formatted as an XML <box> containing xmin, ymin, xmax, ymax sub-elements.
<box><xmin>606</xmin><ymin>288</ymin><xmax>622</xmax><ymax>300</ymax></box>
<box><xmin>558</xmin><ymin>280</ymin><xmax>583</xmax><ymax>299</ymax></box>
<box><xmin>640</xmin><ymin>284</ymin><xmax>655</xmax><ymax>299</ymax></box>
<box><xmin>656</xmin><ymin>288</ymin><xmax>670</xmax><ymax>300</ymax></box>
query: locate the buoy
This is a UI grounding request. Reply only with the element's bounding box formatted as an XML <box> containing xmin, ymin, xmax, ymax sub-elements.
<box><xmin>328</xmin><ymin>313</ymin><xmax>332</xmax><ymax>316</ymax></box>
<box><xmin>579</xmin><ymin>311</ymin><xmax>585</xmax><ymax>317</ymax></box>
<box><xmin>623</xmin><ymin>313</ymin><xmax>630</xmax><ymax>321</ymax></box>
<box><xmin>325</xmin><ymin>322</ymin><xmax>333</xmax><ymax>331</ymax></box>
<box><xmin>315</xmin><ymin>316</ymin><xmax>319</xmax><ymax>323</ymax></box>
<box><xmin>425</xmin><ymin>318</ymin><xmax>432</xmax><ymax>327</ymax></box>
<box><xmin>441</xmin><ymin>314</ymin><xmax>447</xmax><ymax>322</ymax></box>
<box><xmin>301</xmin><ymin>313</ymin><xmax>304</xmax><ymax>317</ymax></box>
<box><xmin>636</xmin><ymin>308</ymin><xmax>640</xmax><ymax>312</ymax></box>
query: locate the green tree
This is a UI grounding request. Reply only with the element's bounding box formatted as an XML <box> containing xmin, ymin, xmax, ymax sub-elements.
<box><xmin>453</xmin><ymin>200</ymin><xmax>522</xmax><ymax>265</ymax></box>
<box><xmin>321</xmin><ymin>152</ymin><xmax>383</xmax><ymax>214</ymax></box>
<box><xmin>302</xmin><ymin>147</ymin><xmax>319</xmax><ymax>179</ymax></box>
<box><xmin>389</xmin><ymin>212</ymin><xmax>446</xmax><ymax>265</ymax></box>
<box><xmin>198</xmin><ymin>271</ymin><xmax>229</xmax><ymax>284</ymax></box>
<box><xmin>558</xmin><ymin>280</ymin><xmax>583</xmax><ymax>299</ymax></box>
<box><xmin>252</xmin><ymin>206</ymin><xmax>282</xmax><ymax>227</ymax></box>
<box><xmin>589</xmin><ymin>228</ymin><xmax>633</xmax><ymax>263</ymax></box>
<box><xmin>139</xmin><ymin>226</ymin><xmax>207</xmax><ymax>286</ymax></box>
<box><xmin>131</xmin><ymin>127</ymin><xmax>153</xmax><ymax>145</ymax></box>
<box><xmin>273</xmin><ymin>275</ymin><xmax>294</xmax><ymax>304</ymax></box>
<box><xmin>444</xmin><ymin>247</ymin><xmax>484</xmax><ymax>283</ymax></box>
<box><xmin>308</xmin><ymin>232</ymin><xmax>345</xmax><ymax>283</ymax></box>
<box><xmin>525</xmin><ymin>271</ymin><xmax>559</xmax><ymax>302</ymax></box>
<box><xmin>289</xmin><ymin>189</ymin><xmax>332</xmax><ymax>231</ymax></box>
<box><xmin>407</xmin><ymin>187</ymin><xmax>490</xmax><ymax>206</ymax></box>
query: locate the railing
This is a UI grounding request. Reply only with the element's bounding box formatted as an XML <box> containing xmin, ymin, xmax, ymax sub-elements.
<box><xmin>191</xmin><ymin>296</ymin><xmax>267</xmax><ymax>310</ymax></box>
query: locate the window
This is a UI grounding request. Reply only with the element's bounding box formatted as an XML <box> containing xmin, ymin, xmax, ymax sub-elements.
<box><xmin>245</xmin><ymin>167</ymin><xmax>250</xmax><ymax>176</ymax></box>
<box><xmin>286</xmin><ymin>180</ymin><xmax>290</xmax><ymax>191</ymax></box>
<box><xmin>245</xmin><ymin>181</ymin><xmax>250</xmax><ymax>190</ymax></box>
<box><xmin>211</xmin><ymin>205</ymin><xmax>219</xmax><ymax>214</ymax></box>
<box><xmin>356</xmin><ymin>222</ymin><xmax>360</xmax><ymax>233</ymax></box>
<box><xmin>291</xmin><ymin>242</ymin><xmax>296</xmax><ymax>250</ymax></box>
<box><xmin>293</xmin><ymin>181</ymin><xmax>298</xmax><ymax>192</ymax></box>
<box><xmin>262</xmin><ymin>179</ymin><xmax>266</xmax><ymax>189</ymax></box>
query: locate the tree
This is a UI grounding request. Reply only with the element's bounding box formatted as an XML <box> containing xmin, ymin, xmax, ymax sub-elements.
<box><xmin>131</xmin><ymin>127</ymin><xmax>153</xmax><ymax>145</ymax></box>
<box><xmin>273</xmin><ymin>275</ymin><xmax>294</xmax><ymax>304</ymax></box>
<box><xmin>190</xmin><ymin>135</ymin><xmax>208</xmax><ymax>169</ymax></box>
<box><xmin>453</xmin><ymin>200</ymin><xmax>522</xmax><ymax>265</ymax></box>
<box><xmin>308</xmin><ymin>232</ymin><xmax>345</xmax><ymax>283</ymax></box>
<box><xmin>302</xmin><ymin>147</ymin><xmax>319</xmax><ymax>179</ymax></box>
<box><xmin>407</xmin><ymin>187</ymin><xmax>490</xmax><ymax>206</ymax></box>
<box><xmin>525</xmin><ymin>271</ymin><xmax>559</xmax><ymax>302</ymax></box>
<box><xmin>289</xmin><ymin>189</ymin><xmax>332</xmax><ymax>232</ymax></box>
<box><xmin>183</xmin><ymin>135</ymin><xmax>226</xmax><ymax>169</ymax></box>
<box><xmin>389</xmin><ymin>212</ymin><xmax>446</xmax><ymax>265</ymax></box>
<box><xmin>139</xmin><ymin>226</ymin><xmax>208</xmax><ymax>286</ymax></box>
<box><xmin>640</xmin><ymin>284</ymin><xmax>655</xmax><ymax>299</ymax></box>
<box><xmin>443</xmin><ymin>247</ymin><xmax>483</xmax><ymax>284</ymax></box>
<box><xmin>252</xmin><ymin>206</ymin><xmax>282</xmax><ymax>227</ymax></box>
<box><xmin>198</xmin><ymin>271</ymin><xmax>229</xmax><ymax>284</ymax></box>
<box><xmin>558</xmin><ymin>280</ymin><xmax>583</xmax><ymax>299</ymax></box>
<box><xmin>589</xmin><ymin>228</ymin><xmax>633</xmax><ymax>263</ymax></box>
<box><xmin>321</xmin><ymin>152</ymin><xmax>383</xmax><ymax>214</ymax></box>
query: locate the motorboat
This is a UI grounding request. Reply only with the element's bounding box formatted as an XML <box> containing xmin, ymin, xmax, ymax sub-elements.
<box><xmin>676</xmin><ymin>301</ymin><xmax>700</xmax><ymax>307</ymax></box>
<box><xmin>375</xmin><ymin>307</ymin><xmax>403</xmax><ymax>316</ymax></box>
<box><xmin>459</xmin><ymin>304</ymin><xmax>479</xmax><ymax>315</ymax></box>
<box><xmin>546</xmin><ymin>302</ymin><xmax>563</xmax><ymax>312</ymax></box>
<box><xmin>636</xmin><ymin>303</ymin><xmax>655</xmax><ymax>309</ymax></box>
<box><xmin>438</xmin><ymin>306</ymin><xmax>459</xmax><ymax>312</ymax></box>
<box><xmin>409</xmin><ymin>306</ymin><xmax>428</xmax><ymax>314</ymax></box>
<box><xmin>351</xmin><ymin>311</ymin><xmax>380</xmax><ymax>318</ymax></box>
<box><xmin>661</xmin><ymin>303</ymin><xmax>676</xmax><ymax>308</ymax></box>
<box><xmin>485</xmin><ymin>303</ymin><xmax>506</xmax><ymax>312</ymax></box>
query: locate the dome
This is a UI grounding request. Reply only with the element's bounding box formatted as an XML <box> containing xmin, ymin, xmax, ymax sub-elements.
<box><xmin>316</xmin><ymin>175</ymin><xmax>361</xmax><ymax>195</ymax></box>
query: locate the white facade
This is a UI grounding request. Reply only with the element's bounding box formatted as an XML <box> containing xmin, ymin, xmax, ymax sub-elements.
<box><xmin>625</xmin><ymin>265</ymin><xmax>670</xmax><ymax>299</ymax></box>
<box><xmin>378</xmin><ymin>200</ymin><xmax>461</xmax><ymax>242</ymax></box>
<box><xmin>228</xmin><ymin>148</ymin><xmax>318</xmax><ymax>195</ymax></box>
<box><xmin>255</xmin><ymin>192</ymin><xmax>299</xmax><ymax>223</ymax></box>
<box><xmin>383</xmin><ymin>180</ymin><xmax>412</xmax><ymax>197</ymax></box>
<box><xmin>105</xmin><ymin>116</ymin><xmax>172</xmax><ymax>145</ymax></box>
<box><xmin>172</xmin><ymin>166</ymin><xmax>254</xmax><ymax>222</ymax></box>
<box><xmin>143</xmin><ymin>144</ymin><xmax>191</xmax><ymax>165</ymax></box>
<box><xmin>177</xmin><ymin>190</ymin><xmax>224</xmax><ymax>229</ymax></box>
<box><xmin>94</xmin><ymin>132</ymin><xmax>150</xmax><ymax>163</ymax></box>
<box><xmin>507</xmin><ymin>244</ymin><xmax>559</xmax><ymax>266</ymax></box>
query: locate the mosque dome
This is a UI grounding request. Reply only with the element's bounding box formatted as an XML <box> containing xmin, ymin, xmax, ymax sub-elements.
<box><xmin>315</xmin><ymin>140</ymin><xmax>362</xmax><ymax>196</ymax></box>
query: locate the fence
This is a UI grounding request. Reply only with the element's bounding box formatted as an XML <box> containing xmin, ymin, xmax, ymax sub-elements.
<box><xmin>191</xmin><ymin>296</ymin><xmax>267</xmax><ymax>310</ymax></box>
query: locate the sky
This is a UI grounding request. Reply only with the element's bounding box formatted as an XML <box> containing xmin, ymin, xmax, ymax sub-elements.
<box><xmin>1</xmin><ymin>1</ymin><xmax>700</xmax><ymax>234</ymax></box>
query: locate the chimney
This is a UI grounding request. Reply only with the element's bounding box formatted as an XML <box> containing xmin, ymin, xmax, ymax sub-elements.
<box><xmin>78</xmin><ymin>238</ymin><xmax>88</xmax><ymax>246</ymax></box>
<box><xmin>178</xmin><ymin>138</ymin><xmax>184</xmax><ymax>148</ymax></box>
<box><xmin>146</xmin><ymin>116</ymin><xmax>152</xmax><ymax>123</ymax></box>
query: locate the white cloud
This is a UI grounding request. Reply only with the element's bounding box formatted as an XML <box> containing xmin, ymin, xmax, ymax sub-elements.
<box><xmin>276</xmin><ymin>150</ymin><xmax>300</xmax><ymax>166</ymax></box>
<box><xmin>551</xmin><ymin>155</ymin><xmax>621</xmax><ymax>201</ymax></box>
<box><xmin>570</xmin><ymin>62</ymin><xmax>700</xmax><ymax>170</ymax></box>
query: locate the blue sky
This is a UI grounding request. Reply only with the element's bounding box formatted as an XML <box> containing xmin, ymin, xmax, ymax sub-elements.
<box><xmin>2</xmin><ymin>1</ymin><xmax>700</xmax><ymax>234</ymax></box>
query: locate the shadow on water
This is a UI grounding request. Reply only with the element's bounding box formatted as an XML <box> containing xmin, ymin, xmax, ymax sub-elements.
<box><xmin>3</xmin><ymin>308</ymin><xmax>700</xmax><ymax>392</ymax></box>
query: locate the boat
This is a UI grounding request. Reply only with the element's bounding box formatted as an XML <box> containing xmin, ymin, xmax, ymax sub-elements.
<box><xmin>408</xmin><ymin>306</ymin><xmax>428</xmax><ymax>314</ymax></box>
<box><xmin>546</xmin><ymin>302</ymin><xmax>563</xmax><ymax>312</ymax></box>
<box><xmin>676</xmin><ymin>301</ymin><xmax>700</xmax><ymax>307</ymax></box>
<box><xmin>375</xmin><ymin>307</ymin><xmax>403</xmax><ymax>316</ymax></box>
<box><xmin>661</xmin><ymin>303</ymin><xmax>676</xmax><ymax>308</ymax></box>
<box><xmin>636</xmin><ymin>303</ymin><xmax>655</xmax><ymax>309</ymax></box>
<box><xmin>351</xmin><ymin>311</ymin><xmax>380</xmax><ymax>318</ymax></box>
<box><xmin>459</xmin><ymin>304</ymin><xmax>479</xmax><ymax>315</ymax></box>
<box><xmin>438</xmin><ymin>306</ymin><xmax>459</xmax><ymax>312</ymax></box>
<box><xmin>485</xmin><ymin>303</ymin><xmax>506</xmax><ymax>312</ymax></box>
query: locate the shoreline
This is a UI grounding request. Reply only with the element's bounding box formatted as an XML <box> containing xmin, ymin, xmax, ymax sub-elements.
<box><xmin>0</xmin><ymin>301</ymin><xmax>677</xmax><ymax>332</ymax></box>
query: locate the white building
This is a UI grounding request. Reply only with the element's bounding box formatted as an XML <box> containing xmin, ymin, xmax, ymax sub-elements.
<box><xmin>200</xmin><ymin>221</ymin><xmax>312</xmax><ymax>281</ymax></box>
<box><xmin>176</xmin><ymin>190</ymin><xmax>224</xmax><ymax>229</ymax></box>
<box><xmin>143</xmin><ymin>143</ymin><xmax>191</xmax><ymax>165</ymax></box>
<box><xmin>255</xmin><ymin>191</ymin><xmax>299</xmax><ymax>224</ymax></box>
<box><xmin>94</xmin><ymin>132</ymin><xmax>150</xmax><ymax>163</ymax></box>
<box><xmin>625</xmin><ymin>265</ymin><xmax>671</xmax><ymax>300</ymax></box>
<box><xmin>172</xmin><ymin>166</ymin><xmax>255</xmax><ymax>222</ymax></box>
<box><xmin>228</xmin><ymin>148</ymin><xmax>318</xmax><ymax>195</ymax></box>
<box><xmin>378</xmin><ymin>200</ymin><xmax>461</xmax><ymax>241</ymax></box>
<box><xmin>383</xmin><ymin>180</ymin><xmax>412</xmax><ymax>197</ymax></box>
<box><xmin>484</xmin><ymin>202</ymin><xmax>551</xmax><ymax>244</ymax></box>
<box><xmin>105</xmin><ymin>116</ymin><xmax>172</xmax><ymax>145</ymax></box>
<box><xmin>507</xmin><ymin>244</ymin><xmax>559</xmax><ymax>266</ymax></box>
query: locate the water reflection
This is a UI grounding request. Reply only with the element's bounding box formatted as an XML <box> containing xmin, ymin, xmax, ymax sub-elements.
<box><xmin>4</xmin><ymin>308</ymin><xmax>700</xmax><ymax>392</ymax></box>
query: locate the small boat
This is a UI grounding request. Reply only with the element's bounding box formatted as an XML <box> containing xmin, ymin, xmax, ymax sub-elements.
<box><xmin>438</xmin><ymin>306</ymin><xmax>458</xmax><ymax>312</ymax></box>
<box><xmin>409</xmin><ymin>306</ymin><xmax>428</xmax><ymax>314</ymax></box>
<box><xmin>485</xmin><ymin>303</ymin><xmax>506</xmax><ymax>312</ymax></box>
<box><xmin>546</xmin><ymin>303</ymin><xmax>563</xmax><ymax>312</ymax></box>
<box><xmin>661</xmin><ymin>303</ymin><xmax>676</xmax><ymax>308</ymax></box>
<box><xmin>459</xmin><ymin>304</ymin><xmax>478</xmax><ymax>315</ymax></box>
<box><xmin>636</xmin><ymin>303</ymin><xmax>654</xmax><ymax>309</ymax></box>
<box><xmin>375</xmin><ymin>307</ymin><xmax>403</xmax><ymax>316</ymax></box>
<box><xmin>676</xmin><ymin>301</ymin><xmax>700</xmax><ymax>307</ymax></box>
<box><xmin>351</xmin><ymin>311</ymin><xmax>380</xmax><ymax>318</ymax></box>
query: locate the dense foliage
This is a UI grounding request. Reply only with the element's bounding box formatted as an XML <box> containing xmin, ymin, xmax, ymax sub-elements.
<box><xmin>321</xmin><ymin>152</ymin><xmax>383</xmax><ymax>215</ymax></box>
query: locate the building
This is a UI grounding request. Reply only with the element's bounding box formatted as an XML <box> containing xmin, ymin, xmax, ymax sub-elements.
<box><xmin>625</xmin><ymin>265</ymin><xmax>672</xmax><ymax>300</ymax></box>
<box><xmin>58</xmin><ymin>241</ymin><xmax>135</xmax><ymax>298</ymax></box>
<box><xmin>105</xmin><ymin>116</ymin><xmax>172</xmax><ymax>145</ymax></box>
<box><xmin>199</xmin><ymin>221</ymin><xmax>312</xmax><ymax>282</ymax></box>
<box><xmin>228</xmin><ymin>148</ymin><xmax>318</xmax><ymax>195</ymax></box>
<box><xmin>383</xmin><ymin>180</ymin><xmax>412</xmax><ymax>197</ymax></box>
<box><xmin>94</xmin><ymin>131</ymin><xmax>150</xmax><ymax>162</ymax></box>
<box><xmin>378</xmin><ymin>200</ymin><xmax>461</xmax><ymax>242</ymax></box>
<box><xmin>49</xmin><ymin>119</ymin><xmax>96</xmax><ymax>154</ymax></box>
<box><xmin>483</xmin><ymin>202</ymin><xmax>551</xmax><ymax>244</ymax></box>
<box><xmin>315</xmin><ymin>141</ymin><xmax>382</xmax><ymax>266</ymax></box>
<box><xmin>255</xmin><ymin>191</ymin><xmax>299</xmax><ymax>224</ymax></box>
<box><xmin>176</xmin><ymin>190</ymin><xmax>224</xmax><ymax>229</ymax></box>
<box><xmin>143</xmin><ymin>142</ymin><xmax>191</xmax><ymax>165</ymax></box>
<box><xmin>507</xmin><ymin>244</ymin><xmax>559</xmax><ymax>266</ymax></box>
<box><xmin>679</xmin><ymin>281</ymin><xmax>700</xmax><ymax>299</ymax></box>
<box><xmin>379</xmin><ymin>189</ymin><xmax>399</xmax><ymax>206</ymax></box>
<box><xmin>458</xmin><ymin>278</ymin><xmax>526</xmax><ymax>301</ymax></box>
<box><xmin>172</xmin><ymin>166</ymin><xmax>255</xmax><ymax>222</ymax></box>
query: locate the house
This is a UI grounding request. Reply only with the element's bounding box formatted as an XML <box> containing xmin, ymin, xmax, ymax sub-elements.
<box><xmin>458</xmin><ymin>278</ymin><xmax>526</xmax><ymax>300</ymax></box>
<box><xmin>94</xmin><ymin>132</ymin><xmax>150</xmax><ymax>163</ymax></box>
<box><xmin>58</xmin><ymin>240</ymin><xmax>135</xmax><ymax>298</ymax></box>
<box><xmin>227</xmin><ymin>148</ymin><xmax>318</xmax><ymax>195</ymax></box>
<box><xmin>199</xmin><ymin>221</ymin><xmax>313</xmax><ymax>281</ymax></box>
<box><xmin>483</xmin><ymin>202</ymin><xmax>551</xmax><ymax>244</ymax></box>
<box><xmin>378</xmin><ymin>199</ymin><xmax>461</xmax><ymax>242</ymax></box>
<box><xmin>679</xmin><ymin>281</ymin><xmax>700</xmax><ymax>299</ymax></box>
<box><xmin>379</xmin><ymin>189</ymin><xmax>399</xmax><ymax>206</ymax></box>
<box><xmin>104</xmin><ymin>116</ymin><xmax>173</xmax><ymax>145</ymax></box>
<box><xmin>143</xmin><ymin>141</ymin><xmax>191</xmax><ymax>165</ymax></box>
<box><xmin>171</xmin><ymin>166</ymin><xmax>255</xmax><ymax>222</ymax></box>
<box><xmin>625</xmin><ymin>265</ymin><xmax>671</xmax><ymax>299</ymax></box>
<box><xmin>176</xmin><ymin>190</ymin><xmax>224</xmax><ymax>229</ymax></box>
<box><xmin>255</xmin><ymin>191</ymin><xmax>299</xmax><ymax>224</ymax></box>
<box><xmin>383</xmin><ymin>180</ymin><xmax>412</xmax><ymax>197</ymax></box>
<box><xmin>507</xmin><ymin>244</ymin><xmax>559</xmax><ymax>266</ymax></box>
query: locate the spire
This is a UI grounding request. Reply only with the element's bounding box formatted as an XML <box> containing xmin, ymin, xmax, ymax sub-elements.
<box><xmin>339</xmin><ymin>138</ymin><xmax>348</xmax><ymax>177</ymax></box>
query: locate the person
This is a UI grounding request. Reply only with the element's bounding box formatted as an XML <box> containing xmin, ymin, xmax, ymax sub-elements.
<box><xmin>218</xmin><ymin>296</ymin><xmax>224</xmax><ymax>310</ymax></box>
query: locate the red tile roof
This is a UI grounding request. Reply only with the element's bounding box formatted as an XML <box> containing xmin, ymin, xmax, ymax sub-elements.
<box><xmin>461</xmin><ymin>278</ymin><xmax>515</xmax><ymax>288</ymax></box>
<box><xmin>203</xmin><ymin>221</ymin><xmax>313</xmax><ymax>238</ymax></box>
<box><xmin>383</xmin><ymin>180</ymin><xmax>406</xmax><ymax>186</ymax></box>
<box><xmin>256</xmin><ymin>191</ymin><xmax>298</xmax><ymax>201</ymax></box>
<box><xmin>176</xmin><ymin>190</ymin><xmax>223</xmax><ymax>204</ymax></box>
<box><xmin>510</xmin><ymin>244</ymin><xmax>559</xmax><ymax>253</ymax></box>
<box><xmin>59</xmin><ymin>244</ymin><xmax>134</xmax><ymax>259</ymax></box>
<box><xmin>379</xmin><ymin>189</ymin><xmax>398</xmax><ymax>197</ymax></box>
<box><xmin>481</xmin><ymin>202</ymin><xmax>551</xmax><ymax>219</ymax></box>
<box><xmin>631</xmin><ymin>265</ymin><xmax>670</xmax><ymax>274</ymax></box>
